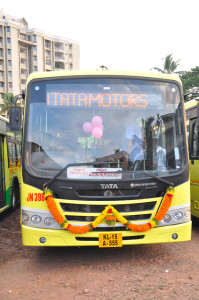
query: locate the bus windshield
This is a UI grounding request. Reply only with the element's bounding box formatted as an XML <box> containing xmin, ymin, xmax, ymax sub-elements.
<box><xmin>25</xmin><ymin>77</ymin><xmax>186</xmax><ymax>180</ymax></box>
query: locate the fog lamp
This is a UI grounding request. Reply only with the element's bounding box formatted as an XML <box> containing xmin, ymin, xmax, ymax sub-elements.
<box><xmin>172</xmin><ymin>233</ymin><xmax>178</xmax><ymax>240</ymax></box>
<box><xmin>40</xmin><ymin>237</ymin><xmax>46</xmax><ymax>244</ymax></box>
<box><xmin>31</xmin><ymin>215</ymin><xmax>42</xmax><ymax>224</ymax></box>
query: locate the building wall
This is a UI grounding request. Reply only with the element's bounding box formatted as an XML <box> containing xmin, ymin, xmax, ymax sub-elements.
<box><xmin>0</xmin><ymin>10</ymin><xmax>80</xmax><ymax>116</ymax></box>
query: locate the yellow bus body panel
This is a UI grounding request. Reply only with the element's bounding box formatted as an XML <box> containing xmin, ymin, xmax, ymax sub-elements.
<box><xmin>21</xmin><ymin>181</ymin><xmax>191</xmax><ymax>246</ymax></box>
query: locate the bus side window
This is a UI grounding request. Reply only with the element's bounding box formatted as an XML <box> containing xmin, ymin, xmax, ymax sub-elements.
<box><xmin>7</xmin><ymin>142</ymin><xmax>17</xmax><ymax>165</ymax></box>
<box><xmin>191</xmin><ymin>121</ymin><xmax>199</xmax><ymax>158</ymax></box>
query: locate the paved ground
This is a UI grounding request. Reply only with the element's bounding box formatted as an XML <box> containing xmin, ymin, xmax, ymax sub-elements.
<box><xmin>0</xmin><ymin>208</ymin><xmax>199</xmax><ymax>300</ymax></box>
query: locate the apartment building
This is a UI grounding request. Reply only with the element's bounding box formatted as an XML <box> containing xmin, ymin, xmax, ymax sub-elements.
<box><xmin>0</xmin><ymin>10</ymin><xmax>80</xmax><ymax>107</ymax></box>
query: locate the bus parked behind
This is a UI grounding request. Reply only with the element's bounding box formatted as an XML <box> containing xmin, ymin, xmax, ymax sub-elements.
<box><xmin>185</xmin><ymin>99</ymin><xmax>199</xmax><ymax>219</ymax></box>
<box><xmin>0</xmin><ymin>115</ymin><xmax>21</xmax><ymax>214</ymax></box>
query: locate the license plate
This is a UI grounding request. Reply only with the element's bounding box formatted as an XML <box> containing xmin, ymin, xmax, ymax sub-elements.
<box><xmin>99</xmin><ymin>233</ymin><xmax>122</xmax><ymax>248</ymax></box>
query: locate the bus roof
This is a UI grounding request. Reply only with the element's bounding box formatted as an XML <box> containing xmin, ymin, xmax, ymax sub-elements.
<box><xmin>27</xmin><ymin>70</ymin><xmax>182</xmax><ymax>85</ymax></box>
<box><xmin>0</xmin><ymin>115</ymin><xmax>9</xmax><ymax>123</ymax></box>
<box><xmin>184</xmin><ymin>99</ymin><xmax>199</xmax><ymax>110</ymax></box>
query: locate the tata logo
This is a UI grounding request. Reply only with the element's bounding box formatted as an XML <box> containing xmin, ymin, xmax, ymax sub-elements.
<box><xmin>130</xmin><ymin>183</ymin><xmax>134</xmax><ymax>188</ymax></box>
<box><xmin>100</xmin><ymin>184</ymin><xmax>118</xmax><ymax>189</ymax></box>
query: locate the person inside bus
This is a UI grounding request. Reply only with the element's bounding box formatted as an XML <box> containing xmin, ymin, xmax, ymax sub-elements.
<box><xmin>155</xmin><ymin>142</ymin><xmax>166</xmax><ymax>170</ymax></box>
<box><xmin>122</xmin><ymin>120</ymin><xmax>144</xmax><ymax>170</ymax></box>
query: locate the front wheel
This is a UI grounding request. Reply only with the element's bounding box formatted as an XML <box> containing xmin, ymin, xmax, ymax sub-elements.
<box><xmin>10</xmin><ymin>185</ymin><xmax>19</xmax><ymax>211</ymax></box>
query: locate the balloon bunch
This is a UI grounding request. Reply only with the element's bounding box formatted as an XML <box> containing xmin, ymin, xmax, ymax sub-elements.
<box><xmin>82</xmin><ymin>116</ymin><xmax>103</xmax><ymax>139</ymax></box>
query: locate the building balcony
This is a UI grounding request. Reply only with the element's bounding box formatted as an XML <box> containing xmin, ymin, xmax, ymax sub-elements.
<box><xmin>20</xmin><ymin>73</ymin><xmax>27</xmax><ymax>80</ymax></box>
<box><xmin>55</xmin><ymin>55</ymin><xmax>65</xmax><ymax>61</ymax></box>
<box><xmin>20</xmin><ymin>52</ymin><xmax>27</xmax><ymax>59</ymax></box>
<box><xmin>55</xmin><ymin>61</ymin><xmax>65</xmax><ymax>70</ymax></box>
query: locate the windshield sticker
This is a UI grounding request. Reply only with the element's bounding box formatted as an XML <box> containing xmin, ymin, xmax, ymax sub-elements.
<box><xmin>67</xmin><ymin>167</ymin><xmax>122</xmax><ymax>179</ymax></box>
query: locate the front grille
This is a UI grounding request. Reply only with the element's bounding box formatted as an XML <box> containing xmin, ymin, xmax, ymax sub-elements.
<box><xmin>60</xmin><ymin>201</ymin><xmax>156</xmax><ymax>213</ymax></box>
<box><xmin>76</xmin><ymin>188</ymin><xmax>141</xmax><ymax>198</ymax></box>
<box><xmin>59</xmin><ymin>199</ymin><xmax>157</xmax><ymax>230</ymax></box>
<box><xmin>66</xmin><ymin>214</ymin><xmax>151</xmax><ymax>222</ymax></box>
<box><xmin>75</xmin><ymin>235</ymin><xmax>145</xmax><ymax>241</ymax></box>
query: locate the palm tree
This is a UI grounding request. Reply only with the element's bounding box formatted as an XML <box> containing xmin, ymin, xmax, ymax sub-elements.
<box><xmin>151</xmin><ymin>54</ymin><xmax>180</xmax><ymax>74</ymax></box>
<box><xmin>0</xmin><ymin>93</ymin><xmax>16</xmax><ymax>117</ymax></box>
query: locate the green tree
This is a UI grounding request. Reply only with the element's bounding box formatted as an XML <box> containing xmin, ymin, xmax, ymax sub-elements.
<box><xmin>0</xmin><ymin>93</ymin><xmax>15</xmax><ymax>117</ymax></box>
<box><xmin>179</xmin><ymin>66</ymin><xmax>199</xmax><ymax>94</ymax></box>
<box><xmin>151</xmin><ymin>54</ymin><xmax>180</xmax><ymax>74</ymax></box>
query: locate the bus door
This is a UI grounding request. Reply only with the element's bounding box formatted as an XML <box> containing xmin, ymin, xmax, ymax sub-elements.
<box><xmin>190</xmin><ymin>118</ymin><xmax>199</xmax><ymax>217</ymax></box>
<box><xmin>0</xmin><ymin>135</ymin><xmax>4</xmax><ymax>208</ymax></box>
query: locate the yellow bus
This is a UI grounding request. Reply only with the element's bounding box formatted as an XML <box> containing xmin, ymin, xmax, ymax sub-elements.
<box><xmin>0</xmin><ymin>115</ymin><xmax>21</xmax><ymax>214</ymax></box>
<box><xmin>185</xmin><ymin>99</ymin><xmax>199</xmax><ymax>218</ymax></box>
<box><xmin>11</xmin><ymin>70</ymin><xmax>191</xmax><ymax>247</ymax></box>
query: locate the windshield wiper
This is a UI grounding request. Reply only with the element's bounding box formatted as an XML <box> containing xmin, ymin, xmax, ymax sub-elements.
<box><xmin>44</xmin><ymin>162</ymin><xmax>174</xmax><ymax>190</ymax></box>
<box><xmin>92</xmin><ymin>169</ymin><xmax>174</xmax><ymax>187</ymax></box>
<box><xmin>43</xmin><ymin>161</ymin><xmax>118</xmax><ymax>189</ymax></box>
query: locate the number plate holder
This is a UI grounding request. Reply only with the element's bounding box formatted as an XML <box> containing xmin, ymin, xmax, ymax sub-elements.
<box><xmin>99</xmin><ymin>233</ymin><xmax>122</xmax><ymax>248</ymax></box>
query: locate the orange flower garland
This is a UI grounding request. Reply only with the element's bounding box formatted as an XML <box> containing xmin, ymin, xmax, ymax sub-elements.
<box><xmin>43</xmin><ymin>187</ymin><xmax>174</xmax><ymax>234</ymax></box>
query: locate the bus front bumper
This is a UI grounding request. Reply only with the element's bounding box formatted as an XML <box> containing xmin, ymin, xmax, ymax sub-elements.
<box><xmin>21</xmin><ymin>221</ymin><xmax>192</xmax><ymax>246</ymax></box>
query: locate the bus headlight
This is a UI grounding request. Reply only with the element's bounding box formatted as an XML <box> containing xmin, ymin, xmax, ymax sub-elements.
<box><xmin>22</xmin><ymin>209</ymin><xmax>60</xmax><ymax>229</ymax></box>
<box><xmin>163</xmin><ymin>214</ymin><xmax>171</xmax><ymax>223</ymax></box>
<box><xmin>158</xmin><ymin>204</ymin><xmax>190</xmax><ymax>227</ymax></box>
<box><xmin>31</xmin><ymin>215</ymin><xmax>42</xmax><ymax>224</ymax></box>
<box><xmin>22</xmin><ymin>214</ymin><xmax>29</xmax><ymax>222</ymax></box>
<box><xmin>44</xmin><ymin>217</ymin><xmax>55</xmax><ymax>226</ymax></box>
<box><xmin>173</xmin><ymin>211</ymin><xmax>183</xmax><ymax>221</ymax></box>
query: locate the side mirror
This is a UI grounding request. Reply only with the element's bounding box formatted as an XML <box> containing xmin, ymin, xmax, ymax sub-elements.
<box><xmin>9</xmin><ymin>93</ymin><xmax>24</xmax><ymax>132</ymax></box>
<box><xmin>9</xmin><ymin>106</ymin><xmax>22</xmax><ymax>131</ymax></box>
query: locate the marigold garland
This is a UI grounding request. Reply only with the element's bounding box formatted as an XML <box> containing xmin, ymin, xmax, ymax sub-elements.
<box><xmin>43</xmin><ymin>187</ymin><xmax>174</xmax><ymax>234</ymax></box>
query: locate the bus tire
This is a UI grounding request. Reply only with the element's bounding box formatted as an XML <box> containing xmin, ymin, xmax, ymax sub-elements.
<box><xmin>11</xmin><ymin>182</ymin><xmax>20</xmax><ymax>211</ymax></box>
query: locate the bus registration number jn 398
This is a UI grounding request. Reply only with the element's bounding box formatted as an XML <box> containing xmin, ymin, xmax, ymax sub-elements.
<box><xmin>99</xmin><ymin>233</ymin><xmax>122</xmax><ymax>248</ymax></box>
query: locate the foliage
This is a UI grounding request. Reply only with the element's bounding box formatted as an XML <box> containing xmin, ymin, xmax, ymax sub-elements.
<box><xmin>0</xmin><ymin>93</ymin><xmax>16</xmax><ymax>117</ymax></box>
<box><xmin>151</xmin><ymin>54</ymin><xmax>180</xmax><ymax>74</ymax></box>
<box><xmin>179</xmin><ymin>66</ymin><xmax>199</xmax><ymax>94</ymax></box>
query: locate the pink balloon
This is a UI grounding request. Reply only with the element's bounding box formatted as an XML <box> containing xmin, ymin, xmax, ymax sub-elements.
<box><xmin>82</xmin><ymin>122</ymin><xmax>92</xmax><ymax>133</ymax></box>
<box><xmin>92</xmin><ymin>116</ymin><xmax>102</xmax><ymax>127</ymax></box>
<box><xmin>92</xmin><ymin>127</ymin><xmax>103</xmax><ymax>139</ymax></box>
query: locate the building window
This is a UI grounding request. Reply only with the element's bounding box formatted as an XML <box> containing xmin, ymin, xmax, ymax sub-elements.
<box><xmin>0</xmin><ymin>82</ymin><xmax>4</xmax><ymax>87</ymax></box>
<box><xmin>8</xmin><ymin>60</ymin><xmax>12</xmax><ymax>66</ymax></box>
<box><xmin>7</xmin><ymin>38</ymin><xmax>11</xmax><ymax>44</ymax></box>
<box><xmin>9</xmin><ymin>82</ymin><xmax>12</xmax><ymax>88</ymax></box>
<box><xmin>7</xmin><ymin>26</ymin><xmax>11</xmax><ymax>32</ymax></box>
<box><xmin>33</xmin><ymin>35</ymin><xmax>37</xmax><ymax>42</ymax></box>
<box><xmin>34</xmin><ymin>66</ymin><xmax>38</xmax><ymax>71</ymax></box>
<box><xmin>34</xmin><ymin>55</ymin><xmax>37</xmax><ymax>62</ymax></box>
<box><xmin>33</xmin><ymin>46</ymin><xmax>37</xmax><ymax>51</ymax></box>
<box><xmin>8</xmin><ymin>49</ymin><xmax>11</xmax><ymax>55</ymax></box>
<box><xmin>0</xmin><ymin>49</ymin><xmax>3</xmax><ymax>57</ymax></box>
<box><xmin>8</xmin><ymin>71</ymin><xmax>12</xmax><ymax>77</ymax></box>
<box><xmin>45</xmin><ymin>40</ymin><xmax>51</xmax><ymax>48</ymax></box>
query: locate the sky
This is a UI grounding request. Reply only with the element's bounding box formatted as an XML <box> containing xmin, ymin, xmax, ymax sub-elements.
<box><xmin>1</xmin><ymin>0</ymin><xmax>198</xmax><ymax>72</ymax></box>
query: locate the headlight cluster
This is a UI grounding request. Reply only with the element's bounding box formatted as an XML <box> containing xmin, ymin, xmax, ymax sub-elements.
<box><xmin>158</xmin><ymin>204</ymin><xmax>190</xmax><ymax>227</ymax></box>
<box><xmin>22</xmin><ymin>209</ymin><xmax>61</xmax><ymax>229</ymax></box>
